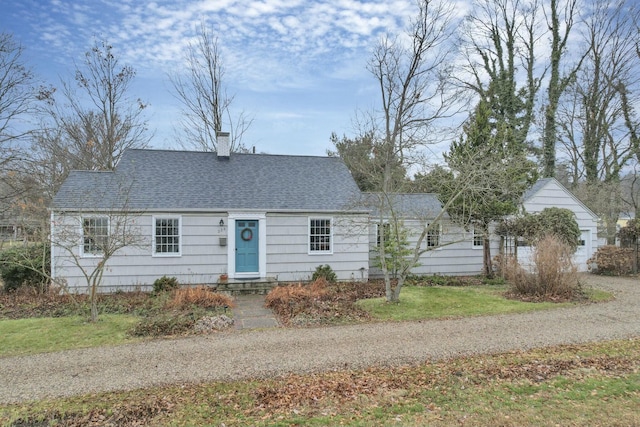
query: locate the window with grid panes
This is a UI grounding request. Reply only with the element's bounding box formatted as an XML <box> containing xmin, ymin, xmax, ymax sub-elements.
<box><xmin>83</xmin><ymin>217</ymin><xmax>109</xmax><ymax>255</ymax></box>
<box><xmin>426</xmin><ymin>223</ymin><xmax>440</xmax><ymax>247</ymax></box>
<box><xmin>473</xmin><ymin>228</ymin><xmax>484</xmax><ymax>248</ymax></box>
<box><xmin>154</xmin><ymin>217</ymin><xmax>180</xmax><ymax>254</ymax></box>
<box><xmin>309</xmin><ymin>218</ymin><xmax>331</xmax><ymax>252</ymax></box>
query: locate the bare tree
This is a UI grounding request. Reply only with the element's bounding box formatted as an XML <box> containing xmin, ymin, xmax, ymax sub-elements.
<box><xmin>51</xmin><ymin>174</ymin><xmax>148</xmax><ymax>321</ymax></box>
<box><xmin>556</xmin><ymin>0</ymin><xmax>639</xmax><ymax>243</ymax></box>
<box><xmin>41</xmin><ymin>39</ymin><xmax>151</xmax><ymax>172</ymax></box>
<box><xmin>0</xmin><ymin>33</ymin><xmax>34</xmax><ymax>159</ymax></box>
<box><xmin>558</xmin><ymin>0</ymin><xmax>639</xmax><ymax>184</ymax></box>
<box><xmin>170</xmin><ymin>22</ymin><xmax>252</xmax><ymax>152</ymax></box>
<box><xmin>0</xmin><ymin>32</ymin><xmax>38</xmax><ymax>212</ymax></box>
<box><xmin>362</xmin><ymin>0</ymin><xmax>463</xmax><ymax>302</ymax></box>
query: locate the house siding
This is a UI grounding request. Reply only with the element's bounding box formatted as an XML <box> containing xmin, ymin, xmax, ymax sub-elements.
<box><xmin>266</xmin><ymin>214</ymin><xmax>370</xmax><ymax>282</ymax></box>
<box><xmin>52</xmin><ymin>211</ymin><xmax>370</xmax><ymax>292</ymax></box>
<box><xmin>368</xmin><ymin>219</ymin><xmax>500</xmax><ymax>277</ymax></box>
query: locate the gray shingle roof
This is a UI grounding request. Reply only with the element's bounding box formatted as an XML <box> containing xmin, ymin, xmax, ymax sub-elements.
<box><xmin>363</xmin><ymin>192</ymin><xmax>445</xmax><ymax>219</ymax></box>
<box><xmin>522</xmin><ymin>177</ymin><xmax>553</xmax><ymax>202</ymax></box>
<box><xmin>52</xmin><ymin>149</ymin><xmax>365</xmax><ymax>212</ymax></box>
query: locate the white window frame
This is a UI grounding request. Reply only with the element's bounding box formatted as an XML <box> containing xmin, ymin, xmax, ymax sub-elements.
<box><xmin>472</xmin><ymin>227</ymin><xmax>484</xmax><ymax>249</ymax></box>
<box><xmin>309</xmin><ymin>217</ymin><xmax>333</xmax><ymax>254</ymax></box>
<box><xmin>426</xmin><ymin>222</ymin><xmax>441</xmax><ymax>248</ymax></box>
<box><xmin>152</xmin><ymin>216</ymin><xmax>182</xmax><ymax>257</ymax></box>
<box><xmin>80</xmin><ymin>216</ymin><xmax>109</xmax><ymax>258</ymax></box>
<box><xmin>376</xmin><ymin>222</ymin><xmax>390</xmax><ymax>248</ymax></box>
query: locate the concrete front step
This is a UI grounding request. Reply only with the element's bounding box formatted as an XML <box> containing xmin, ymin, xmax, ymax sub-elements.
<box><xmin>213</xmin><ymin>277</ymin><xmax>279</xmax><ymax>295</ymax></box>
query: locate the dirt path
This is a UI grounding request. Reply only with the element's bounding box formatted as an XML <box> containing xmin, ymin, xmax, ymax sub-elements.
<box><xmin>1</xmin><ymin>275</ymin><xmax>638</xmax><ymax>404</ymax></box>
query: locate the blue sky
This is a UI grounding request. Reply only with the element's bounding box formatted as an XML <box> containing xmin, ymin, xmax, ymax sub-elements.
<box><xmin>1</xmin><ymin>0</ymin><xmax>426</xmax><ymax>156</ymax></box>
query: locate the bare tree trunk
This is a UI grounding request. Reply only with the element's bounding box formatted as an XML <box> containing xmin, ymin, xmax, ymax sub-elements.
<box><xmin>483</xmin><ymin>235</ymin><xmax>493</xmax><ymax>278</ymax></box>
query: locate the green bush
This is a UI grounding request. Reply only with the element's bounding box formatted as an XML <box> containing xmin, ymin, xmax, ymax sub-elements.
<box><xmin>0</xmin><ymin>243</ymin><xmax>50</xmax><ymax>293</ymax></box>
<box><xmin>499</xmin><ymin>207</ymin><xmax>581</xmax><ymax>251</ymax></box>
<box><xmin>152</xmin><ymin>276</ymin><xmax>179</xmax><ymax>293</ymax></box>
<box><xmin>311</xmin><ymin>264</ymin><xmax>337</xmax><ymax>284</ymax></box>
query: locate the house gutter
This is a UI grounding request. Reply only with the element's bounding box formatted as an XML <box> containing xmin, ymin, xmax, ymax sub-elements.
<box><xmin>53</xmin><ymin>208</ymin><xmax>372</xmax><ymax>215</ymax></box>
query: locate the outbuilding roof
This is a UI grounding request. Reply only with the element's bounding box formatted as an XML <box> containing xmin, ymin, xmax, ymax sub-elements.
<box><xmin>52</xmin><ymin>149</ymin><xmax>365</xmax><ymax>213</ymax></box>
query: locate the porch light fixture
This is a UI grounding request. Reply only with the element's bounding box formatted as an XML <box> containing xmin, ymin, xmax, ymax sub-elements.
<box><xmin>219</xmin><ymin>219</ymin><xmax>224</xmax><ymax>226</ymax></box>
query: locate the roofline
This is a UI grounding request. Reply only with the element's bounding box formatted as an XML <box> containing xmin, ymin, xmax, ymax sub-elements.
<box><xmin>51</xmin><ymin>207</ymin><xmax>371</xmax><ymax>215</ymax></box>
<box><xmin>124</xmin><ymin>147</ymin><xmax>345</xmax><ymax>161</ymax></box>
<box><xmin>525</xmin><ymin>178</ymin><xmax>600</xmax><ymax>220</ymax></box>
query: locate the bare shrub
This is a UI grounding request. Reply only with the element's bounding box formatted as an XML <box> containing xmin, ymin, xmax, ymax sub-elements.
<box><xmin>265</xmin><ymin>277</ymin><xmax>327</xmax><ymax>310</ymax></box>
<box><xmin>587</xmin><ymin>245</ymin><xmax>634</xmax><ymax>275</ymax></box>
<box><xmin>166</xmin><ymin>286</ymin><xmax>234</xmax><ymax>310</ymax></box>
<box><xmin>265</xmin><ymin>278</ymin><xmax>329</xmax><ymax>317</ymax></box>
<box><xmin>497</xmin><ymin>254</ymin><xmax>528</xmax><ymax>285</ymax></box>
<box><xmin>510</xmin><ymin>234</ymin><xmax>580</xmax><ymax>300</ymax></box>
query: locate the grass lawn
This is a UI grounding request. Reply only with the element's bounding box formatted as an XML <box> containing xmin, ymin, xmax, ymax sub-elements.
<box><xmin>356</xmin><ymin>285</ymin><xmax>569</xmax><ymax>321</ymax></box>
<box><xmin>2</xmin><ymin>338</ymin><xmax>637</xmax><ymax>426</ymax></box>
<box><xmin>0</xmin><ymin>315</ymin><xmax>141</xmax><ymax>357</ymax></box>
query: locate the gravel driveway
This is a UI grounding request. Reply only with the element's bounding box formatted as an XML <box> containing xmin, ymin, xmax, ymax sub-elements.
<box><xmin>1</xmin><ymin>274</ymin><xmax>638</xmax><ymax>404</ymax></box>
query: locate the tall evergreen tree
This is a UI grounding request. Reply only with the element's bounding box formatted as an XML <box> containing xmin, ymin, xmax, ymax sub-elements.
<box><xmin>443</xmin><ymin>98</ymin><xmax>537</xmax><ymax>276</ymax></box>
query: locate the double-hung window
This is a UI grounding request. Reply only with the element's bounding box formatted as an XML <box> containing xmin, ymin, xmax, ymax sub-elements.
<box><xmin>82</xmin><ymin>217</ymin><xmax>109</xmax><ymax>256</ymax></box>
<box><xmin>426</xmin><ymin>223</ymin><xmax>440</xmax><ymax>247</ymax></box>
<box><xmin>473</xmin><ymin>228</ymin><xmax>484</xmax><ymax>248</ymax></box>
<box><xmin>377</xmin><ymin>222</ymin><xmax>390</xmax><ymax>247</ymax></box>
<box><xmin>154</xmin><ymin>217</ymin><xmax>181</xmax><ymax>255</ymax></box>
<box><xmin>309</xmin><ymin>218</ymin><xmax>332</xmax><ymax>253</ymax></box>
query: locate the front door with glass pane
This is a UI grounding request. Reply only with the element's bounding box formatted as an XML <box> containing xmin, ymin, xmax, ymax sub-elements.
<box><xmin>235</xmin><ymin>220</ymin><xmax>259</xmax><ymax>273</ymax></box>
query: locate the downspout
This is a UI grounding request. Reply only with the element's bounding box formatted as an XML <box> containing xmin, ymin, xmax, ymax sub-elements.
<box><xmin>50</xmin><ymin>210</ymin><xmax>55</xmax><ymax>285</ymax></box>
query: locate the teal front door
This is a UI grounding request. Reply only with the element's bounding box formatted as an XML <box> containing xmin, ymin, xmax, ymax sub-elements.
<box><xmin>235</xmin><ymin>220</ymin><xmax>259</xmax><ymax>273</ymax></box>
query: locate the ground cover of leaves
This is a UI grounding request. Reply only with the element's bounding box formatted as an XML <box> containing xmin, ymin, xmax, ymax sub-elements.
<box><xmin>264</xmin><ymin>276</ymin><xmax>494</xmax><ymax>326</ymax></box>
<box><xmin>2</xmin><ymin>338</ymin><xmax>638</xmax><ymax>426</ymax></box>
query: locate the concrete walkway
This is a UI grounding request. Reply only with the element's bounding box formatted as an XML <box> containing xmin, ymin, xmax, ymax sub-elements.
<box><xmin>233</xmin><ymin>294</ymin><xmax>279</xmax><ymax>330</ymax></box>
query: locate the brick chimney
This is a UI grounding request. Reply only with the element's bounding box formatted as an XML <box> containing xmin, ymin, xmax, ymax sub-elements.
<box><xmin>216</xmin><ymin>131</ymin><xmax>230</xmax><ymax>159</ymax></box>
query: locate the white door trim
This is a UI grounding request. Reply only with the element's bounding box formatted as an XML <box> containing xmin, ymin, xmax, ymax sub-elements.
<box><xmin>227</xmin><ymin>212</ymin><xmax>266</xmax><ymax>279</ymax></box>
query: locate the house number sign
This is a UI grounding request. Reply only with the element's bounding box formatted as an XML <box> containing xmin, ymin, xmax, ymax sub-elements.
<box><xmin>240</xmin><ymin>228</ymin><xmax>253</xmax><ymax>241</ymax></box>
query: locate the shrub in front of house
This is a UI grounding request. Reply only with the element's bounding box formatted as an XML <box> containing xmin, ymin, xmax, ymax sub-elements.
<box><xmin>152</xmin><ymin>276</ymin><xmax>180</xmax><ymax>294</ymax></box>
<box><xmin>0</xmin><ymin>243</ymin><xmax>50</xmax><ymax>293</ymax></box>
<box><xmin>509</xmin><ymin>234</ymin><xmax>580</xmax><ymax>300</ymax></box>
<box><xmin>265</xmin><ymin>278</ymin><xmax>330</xmax><ymax>318</ymax></box>
<box><xmin>165</xmin><ymin>286</ymin><xmax>234</xmax><ymax>310</ymax></box>
<box><xmin>265</xmin><ymin>278</ymin><xmax>381</xmax><ymax>326</ymax></box>
<box><xmin>311</xmin><ymin>264</ymin><xmax>337</xmax><ymax>283</ymax></box>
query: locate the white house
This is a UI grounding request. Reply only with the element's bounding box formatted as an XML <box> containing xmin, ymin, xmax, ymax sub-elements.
<box><xmin>51</xmin><ymin>135</ymin><xmax>600</xmax><ymax>292</ymax></box>
<box><xmin>51</xmin><ymin>135</ymin><xmax>370</xmax><ymax>292</ymax></box>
